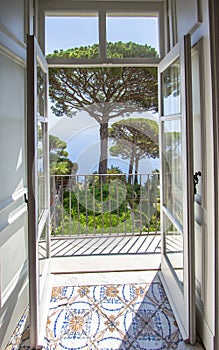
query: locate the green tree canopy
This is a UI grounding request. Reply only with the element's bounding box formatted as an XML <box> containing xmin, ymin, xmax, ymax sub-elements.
<box><xmin>109</xmin><ymin>118</ymin><xmax>159</xmax><ymax>182</ymax></box>
<box><xmin>49</xmin><ymin>134</ymin><xmax>78</xmax><ymax>175</ymax></box>
<box><xmin>48</xmin><ymin>41</ymin><xmax>158</xmax><ymax>60</ymax></box>
<box><xmin>49</xmin><ymin>134</ymin><xmax>68</xmax><ymax>163</ymax></box>
<box><xmin>48</xmin><ymin>42</ymin><xmax>158</xmax><ymax>176</ymax></box>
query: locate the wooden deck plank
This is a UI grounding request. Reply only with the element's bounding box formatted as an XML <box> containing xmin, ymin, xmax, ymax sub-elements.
<box><xmin>49</xmin><ymin>234</ymin><xmax>161</xmax><ymax>257</ymax></box>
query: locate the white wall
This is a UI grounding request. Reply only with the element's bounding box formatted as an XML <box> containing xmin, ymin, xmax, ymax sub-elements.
<box><xmin>0</xmin><ymin>0</ymin><xmax>25</xmax><ymax>41</ymax></box>
<box><xmin>0</xmin><ymin>0</ymin><xmax>29</xmax><ymax>348</ymax></box>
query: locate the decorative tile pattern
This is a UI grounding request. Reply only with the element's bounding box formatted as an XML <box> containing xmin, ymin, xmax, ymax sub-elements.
<box><xmin>5</xmin><ymin>276</ymin><xmax>203</xmax><ymax>349</ymax></box>
<box><xmin>5</xmin><ymin>306</ymin><xmax>30</xmax><ymax>350</ymax></box>
<box><xmin>44</xmin><ymin>280</ymin><xmax>188</xmax><ymax>350</ymax></box>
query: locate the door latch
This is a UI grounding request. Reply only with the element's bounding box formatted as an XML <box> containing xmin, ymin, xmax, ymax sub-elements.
<box><xmin>24</xmin><ymin>193</ymin><xmax>28</xmax><ymax>204</ymax></box>
<box><xmin>193</xmin><ymin>171</ymin><xmax>201</xmax><ymax>195</ymax></box>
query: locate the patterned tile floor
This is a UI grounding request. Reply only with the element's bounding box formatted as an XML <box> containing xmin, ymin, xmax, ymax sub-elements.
<box><xmin>6</xmin><ymin>272</ymin><xmax>204</xmax><ymax>350</ymax></box>
<box><xmin>5</xmin><ymin>306</ymin><xmax>30</xmax><ymax>350</ymax></box>
<box><xmin>44</xmin><ymin>280</ymin><xmax>187</xmax><ymax>350</ymax></box>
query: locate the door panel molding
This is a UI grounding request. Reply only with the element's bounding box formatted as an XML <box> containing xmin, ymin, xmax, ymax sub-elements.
<box><xmin>159</xmin><ymin>268</ymin><xmax>186</xmax><ymax>338</ymax></box>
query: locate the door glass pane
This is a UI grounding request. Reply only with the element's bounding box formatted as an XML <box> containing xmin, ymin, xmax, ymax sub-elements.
<box><xmin>37</xmin><ymin>65</ymin><xmax>46</xmax><ymax>117</ymax></box>
<box><xmin>162</xmin><ymin>58</ymin><xmax>180</xmax><ymax>115</ymax></box>
<box><xmin>106</xmin><ymin>15</ymin><xmax>159</xmax><ymax>58</ymax></box>
<box><xmin>37</xmin><ymin>121</ymin><xmax>46</xmax><ymax>219</ymax></box>
<box><xmin>192</xmin><ymin>47</ymin><xmax>202</xmax><ymax>198</ymax></box>
<box><xmin>38</xmin><ymin>226</ymin><xmax>47</xmax><ymax>277</ymax></box>
<box><xmin>163</xmin><ymin>119</ymin><xmax>183</xmax><ymax>225</ymax></box>
<box><xmin>164</xmin><ymin>213</ymin><xmax>184</xmax><ymax>286</ymax></box>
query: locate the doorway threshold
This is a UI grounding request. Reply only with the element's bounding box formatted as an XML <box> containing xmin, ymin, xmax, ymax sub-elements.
<box><xmin>51</xmin><ymin>253</ymin><xmax>161</xmax><ymax>274</ymax></box>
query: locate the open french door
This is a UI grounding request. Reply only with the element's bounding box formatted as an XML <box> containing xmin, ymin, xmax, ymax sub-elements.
<box><xmin>159</xmin><ymin>35</ymin><xmax>196</xmax><ymax>344</ymax></box>
<box><xmin>27</xmin><ymin>35</ymin><xmax>51</xmax><ymax>348</ymax></box>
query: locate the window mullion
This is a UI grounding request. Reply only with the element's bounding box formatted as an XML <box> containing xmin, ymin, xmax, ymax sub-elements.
<box><xmin>99</xmin><ymin>10</ymin><xmax>106</xmax><ymax>62</ymax></box>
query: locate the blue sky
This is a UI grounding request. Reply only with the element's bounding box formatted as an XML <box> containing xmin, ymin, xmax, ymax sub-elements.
<box><xmin>46</xmin><ymin>16</ymin><xmax>159</xmax><ymax>54</ymax></box>
<box><xmin>47</xmin><ymin>16</ymin><xmax>160</xmax><ymax>174</ymax></box>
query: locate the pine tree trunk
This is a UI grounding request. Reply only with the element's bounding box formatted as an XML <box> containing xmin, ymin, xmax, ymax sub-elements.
<box><xmin>98</xmin><ymin>122</ymin><xmax>108</xmax><ymax>182</ymax></box>
<box><xmin>135</xmin><ymin>157</ymin><xmax>139</xmax><ymax>184</ymax></box>
<box><xmin>128</xmin><ymin>144</ymin><xmax>136</xmax><ymax>184</ymax></box>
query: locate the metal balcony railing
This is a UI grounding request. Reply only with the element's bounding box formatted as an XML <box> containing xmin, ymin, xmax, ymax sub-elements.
<box><xmin>50</xmin><ymin>172</ymin><xmax>160</xmax><ymax>238</ymax></box>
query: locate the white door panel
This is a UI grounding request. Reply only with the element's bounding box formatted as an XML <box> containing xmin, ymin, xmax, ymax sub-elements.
<box><xmin>159</xmin><ymin>34</ymin><xmax>196</xmax><ymax>344</ymax></box>
<box><xmin>27</xmin><ymin>34</ymin><xmax>51</xmax><ymax>349</ymax></box>
<box><xmin>191</xmin><ymin>40</ymin><xmax>206</xmax><ymax>309</ymax></box>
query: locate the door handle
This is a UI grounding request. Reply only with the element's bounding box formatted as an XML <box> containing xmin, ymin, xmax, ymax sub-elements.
<box><xmin>193</xmin><ymin>171</ymin><xmax>201</xmax><ymax>195</ymax></box>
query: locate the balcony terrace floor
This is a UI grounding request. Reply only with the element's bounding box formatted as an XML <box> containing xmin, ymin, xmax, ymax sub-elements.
<box><xmin>49</xmin><ymin>233</ymin><xmax>161</xmax><ymax>257</ymax></box>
